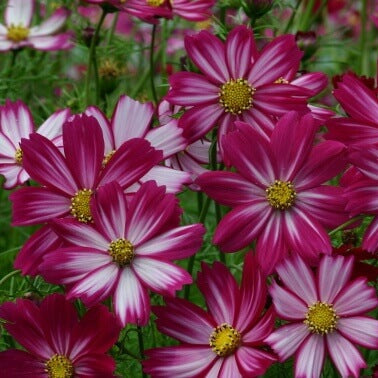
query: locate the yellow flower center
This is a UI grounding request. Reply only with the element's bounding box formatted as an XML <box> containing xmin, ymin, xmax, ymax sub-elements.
<box><xmin>108</xmin><ymin>238</ymin><xmax>134</xmax><ymax>266</ymax></box>
<box><xmin>219</xmin><ymin>78</ymin><xmax>255</xmax><ymax>115</ymax></box>
<box><xmin>102</xmin><ymin>150</ymin><xmax>116</xmax><ymax>167</ymax></box>
<box><xmin>70</xmin><ymin>189</ymin><xmax>93</xmax><ymax>223</ymax></box>
<box><xmin>266</xmin><ymin>180</ymin><xmax>296</xmax><ymax>210</ymax></box>
<box><xmin>146</xmin><ymin>0</ymin><xmax>165</xmax><ymax>6</ymax></box>
<box><xmin>45</xmin><ymin>355</ymin><xmax>74</xmax><ymax>378</ymax></box>
<box><xmin>274</xmin><ymin>77</ymin><xmax>289</xmax><ymax>84</ymax></box>
<box><xmin>304</xmin><ymin>301</ymin><xmax>339</xmax><ymax>335</ymax></box>
<box><xmin>7</xmin><ymin>24</ymin><xmax>30</xmax><ymax>42</ymax></box>
<box><xmin>209</xmin><ymin>323</ymin><xmax>241</xmax><ymax>357</ymax></box>
<box><xmin>14</xmin><ymin>148</ymin><xmax>23</xmax><ymax>165</ymax></box>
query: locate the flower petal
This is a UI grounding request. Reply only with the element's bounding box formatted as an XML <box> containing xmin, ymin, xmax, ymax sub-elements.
<box><xmin>37</xmin><ymin>108</ymin><xmax>70</xmax><ymax>143</ymax></box>
<box><xmin>5</xmin><ymin>0</ymin><xmax>34</xmax><ymax>27</ymax></box>
<box><xmin>242</xmin><ymin>307</ymin><xmax>276</xmax><ymax>344</ymax></box>
<box><xmin>74</xmin><ymin>354</ymin><xmax>116</xmax><ymax>377</ymax></box>
<box><xmin>235</xmin><ymin>346</ymin><xmax>276</xmax><ymax>377</ymax></box>
<box><xmin>28</xmin><ymin>33</ymin><xmax>73</xmax><ymax>51</ymax></box>
<box><xmin>362</xmin><ymin>217</ymin><xmax>378</xmax><ymax>253</ymax></box>
<box><xmin>0</xmin><ymin>350</ymin><xmax>46</xmax><ymax>377</ymax></box>
<box><xmin>29</xmin><ymin>7</ymin><xmax>70</xmax><ymax>36</ymax></box>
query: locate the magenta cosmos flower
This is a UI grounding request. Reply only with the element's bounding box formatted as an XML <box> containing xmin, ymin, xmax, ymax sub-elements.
<box><xmin>326</xmin><ymin>72</ymin><xmax>378</xmax><ymax>146</ymax></box>
<box><xmin>0</xmin><ymin>293</ymin><xmax>121</xmax><ymax>377</ymax></box>
<box><xmin>0</xmin><ymin>0</ymin><xmax>72</xmax><ymax>51</ymax></box>
<box><xmin>0</xmin><ymin>99</ymin><xmax>70</xmax><ymax>189</ymax></box>
<box><xmin>265</xmin><ymin>255</ymin><xmax>378</xmax><ymax>378</ymax></box>
<box><xmin>143</xmin><ymin>253</ymin><xmax>276</xmax><ymax>377</ymax></box>
<box><xmin>166</xmin><ymin>25</ymin><xmax>313</xmax><ymax>145</ymax></box>
<box><xmin>197</xmin><ymin>112</ymin><xmax>347</xmax><ymax>273</ymax></box>
<box><xmin>84</xmin><ymin>95</ymin><xmax>190</xmax><ymax>193</ymax></box>
<box><xmin>40</xmin><ymin>181</ymin><xmax>205</xmax><ymax>326</ymax></box>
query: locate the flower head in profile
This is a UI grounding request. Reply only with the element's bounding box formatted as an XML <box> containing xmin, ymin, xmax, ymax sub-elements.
<box><xmin>0</xmin><ymin>294</ymin><xmax>120</xmax><ymax>377</ymax></box>
<box><xmin>40</xmin><ymin>181</ymin><xmax>205</xmax><ymax>326</ymax></box>
<box><xmin>0</xmin><ymin>99</ymin><xmax>70</xmax><ymax>189</ymax></box>
<box><xmin>143</xmin><ymin>253</ymin><xmax>276</xmax><ymax>377</ymax></box>
<box><xmin>0</xmin><ymin>0</ymin><xmax>72</xmax><ymax>51</ymax></box>
<box><xmin>265</xmin><ymin>254</ymin><xmax>378</xmax><ymax>378</ymax></box>
<box><xmin>197</xmin><ymin>112</ymin><xmax>347</xmax><ymax>273</ymax></box>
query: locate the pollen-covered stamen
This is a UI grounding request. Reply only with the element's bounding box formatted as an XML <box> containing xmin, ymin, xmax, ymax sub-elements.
<box><xmin>14</xmin><ymin>148</ymin><xmax>23</xmax><ymax>165</ymax></box>
<box><xmin>108</xmin><ymin>238</ymin><xmax>134</xmax><ymax>267</ymax></box>
<box><xmin>304</xmin><ymin>301</ymin><xmax>339</xmax><ymax>335</ymax></box>
<box><xmin>102</xmin><ymin>150</ymin><xmax>116</xmax><ymax>167</ymax></box>
<box><xmin>146</xmin><ymin>0</ymin><xmax>165</xmax><ymax>6</ymax></box>
<box><xmin>7</xmin><ymin>24</ymin><xmax>30</xmax><ymax>42</ymax></box>
<box><xmin>274</xmin><ymin>77</ymin><xmax>289</xmax><ymax>84</ymax></box>
<box><xmin>70</xmin><ymin>189</ymin><xmax>93</xmax><ymax>223</ymax></box>
<box><xmin>209</xmin><ymin>323</ymin><xmax>241</xmax><ymax>357</ymax></box>
<box><xmin>219</xmin><ymin>78</ymin><xmax>255</xmax><ymax>115</ymax></box>
<box><xmin>45</xmin><ymin>354</ymin><xmax>74</xmax><ymax>378</ymax></box>
<box><xmin>266</xmin><ymin>180</ymin><xmax>296</xmax><ymax>210</ymax></box>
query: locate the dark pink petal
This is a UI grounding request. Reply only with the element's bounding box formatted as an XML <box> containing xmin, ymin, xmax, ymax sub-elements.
<box><xmin>14</xmin><ymin>225</ymin><xmax>63</xmax><ymax>276</ymax></box>
<box><xmin>264</xmin><ymin>323</ymin><xmax>309</xmax><ymax>361</ymax></box>
<box><xmin>63</xmin><ymin>115</ymin><xmax>104</xmax><ymax>189</ymax></box>
<box><xmin>68</xmin><ymin>263</ymin><xmax>119</xmax><ymax>307</ymax></box>
<box><xmin>21</xmin><ymin>133</ymin><xmax>78</xmax><ymax>195</ymax></box>
<box><xmin>241</xmin><ymin>107</ymin><xmax>275</xmax><ymax>136</ymax></box>
<box><xmin>349</xmin><ymin>143</ymin><xmax>378</xmax><ymax>181</ymax></box>
<box><xmin>5</xmin><ymin>0</ymin><xmax>34</xmax><ymax>27</ymax></box>
<box><xmin>39</xmin><ymin>294</ymin><xmax>78</xmax><ymax>356</ymax></box>
<box><xmin>10</xmin><ymin>187</ymin><xmax>70</xmax><ymax>226</ymax></box>
<box><xmin>235</xmin><ymin>253</ymin><xmax>267</xmax><ymax>331</ymax></box>
<box><xmin>143</xmin><ymin>346</ymin><xmax>216</xmax><ymax>377</ymax></box>
<box><xmin>0</xmin><ymin>350</ymin><xmax>45</xmax><ymax>377</ymax></box>
<box><xmin>126</xmin><ymin>181</ymin><xmax>176</xmax><ymax>245</ymax></box>
<box><xmin>172</xmin><ymin>0</ymin><xmax>214</xmax><ymax>22</ymax></box>
<box><xmin>113</xmin><ymin>267</ymin><xmax>150</xmax><ymax>326</ymax></box>
<box><xmin>185</xmin><ymin>30</ymin><xmax>228</xmax><ymax>84</ymax></box>
<box><xmin>248</xmin><ymin>35</ymin><xmax>303</xmax><ymax>87</ymax></box>
<box><xmin>269</xmin><ymin>281</ymin><xmax>308</xmax><ymax>320</ymax></box>
<box><xmin>326</xmin><ymin>332</ymin><xmax>366</xmax><ymax>378</ymax></box>
<box><xmin>284</xmin><ymin>207</ymin><xmax>332</xmax><ymax>263</ymax></box>
<box><xmin>275</xmin><ymin>254</ymin><xmax>317</xmax><ymax>305</ymax></box>
<box><xmin>136</xmin><ymin>224</ymin><xmax>205</xmax><ymax>260</ymax></box>
<box><xmin>297</xmin><ymin>186</ymin><xmax>348</xmax><ymax>229</ymax></box>
<box><xmin>219</xmin><ymin>354</ymin><xmax>242</xmax><ymax>377</ymax></box>
<box><xmin>223</xmin><ymin>122</ymin><xmax>276</xmax><ymax>187</ymax></box>
<box><xmin>0</xmin><ymin>299</ymin><xmax>53</xmax><ymax>360</ymax></box>
<box><xmin>153</xmin><ymin>297</ymin><xmax>216</xmax><ymax>344</ymax></box>
<box><xmin>91</xmin><ymin>182</ymin><xmax>127</xmax><ymax>241</ymax></box>
<box><xmin>362</xmin><ymin>217</ymin><xmax>378</xmax><ymax>252</ymax></box>
<box><xmin>167</xmin><ymin>72</ymin><xmax>219</xmax><ymax>106</ymax></box>
<box><xmin>74</xmin><ymin>353</ymin><xmax>116</xmax><ymax>377</ymax></box>
<box><xmin>291</xmin><ymin>72</ymin><xmax>328</xmax><ymax>96</ymax></box>
<box><xmin>333</xmin><ymin>277</ymin><xmax>378</xmax><ymax>316</ymax></box>
<box><xmin>214</xmin><ymin>200</ymin><xmax>272</xmax><ymax>253</ymax></box>
<box><xmin>197</xmin><ymin>262</ymin><xmax>239</xmax><ymax>325</ymax></box>
<box><xmin>178</xmin><ymin>103</ymin><xmax>223</xmax><ymax>143</ymax></box>
<box><xmin>225</xmin><ymin>26</ymin><xmax>255</xmax><ymax>78</ymax></box>
<box><xmin>293</xmin><ymin>141</ymin><xmax>347</xmax><ymax>191</ymax></box>
<box><xmin>271</xmin><ymin>112</ymin><xmax>316</xmax><ymax>181</ymax></box>
<box><xmin>206</xmin><ymin>358</ymin><xmax>223</xmax><ymax>376</ymax></box>
<box><xmin>346</xmin><ymin>179</ymin><xmax>378</xmax><ymax>216</ymax></box>
<box><xmin>295</xmin><ymin>334</ymin><xmax>325</xmax><ymax>378</ymax></box>
<box><xmin>317</xmin><ymin>255</ymin><xmax>354</xmax><ymax>303</ymax></box>
<box><xmin>111</xmin><ymin>95</ymin><xmax>154</xmax><ymax>147</ymax></box>
<box><xmin>242</xmin><ymin>307</ymin><xmax>276</xmax><ymax>344</ymax></box>
<box><xmin>132</xmin><ymin>257</ymin><xmax>192</xmax><ymax>296</ymax></box>
<box><xmin>98</xmin><ymin>138</ymin><xmax>163</xmax><ymax>189</ymax></box>
<box><xmin>235</xmin><ymin>346</ymin><xmax>276</xmax><ymax>377</ymax></box>
<box><xmin>196</xmin><ymin>171</ymin><xmax>263</xmax><ymax>207</ymax></box>
<box><xmin>308</xmin><ymin>105</ymin><xmax>335</xmax><ymax>124</ymax></box>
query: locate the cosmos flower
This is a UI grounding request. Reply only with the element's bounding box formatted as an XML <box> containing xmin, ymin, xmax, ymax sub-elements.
<box><xmin>143</xmin><ymin>253</ymin><xmax>276</xmax><ymax>377</ymax></box>
<box><xmin>0</xmin><ymin>0</ymin><xmax>72</xmax><ymax>51</ymax></box>
<box><xmin>40</xmin><ymin>181</ymin><xmax>205</xmax><ymax>326</ymax></box>
<box><xmin>84</xmin><ymin>95</ymin><xmax>190</xmax><ymax>193</ymax></box>
<box><xmin>197</xmin><ymin>111</ymin><xmax>347</xmax><ymax>273</ymax></box>
<box><xmin>166</xmin><ymin>25</ymin><xmax>313</xmax><ymax>147</ymax></box>
<box><xmin>265</xmin><ymin>254</ymin><xmax>378</xmax><ymax>378</ymax></box>
<box><xmin>0</xmin><ymin>293</ymin><xmax>120</xmax><ymax>377</ymax></box>
<box><xmin>0</xmin><ymin>99</ymin><xmax>70</xmax><ymax>189</ymax></box>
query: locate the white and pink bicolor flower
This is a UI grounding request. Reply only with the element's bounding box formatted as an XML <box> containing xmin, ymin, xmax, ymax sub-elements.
<box><xmin>0</xmin><ymin>0</ymin><xmax>72</xmax><ymax>51</ymax></box>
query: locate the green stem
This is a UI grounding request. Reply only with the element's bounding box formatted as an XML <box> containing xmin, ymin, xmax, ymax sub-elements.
<box><xmin>299</xmin><ymin>0</ymin><xmax>316</xmax><ymax>31</ymax></box>
<box><xmin>137</xmin><ymin>326</ymin><xmax>147</xmax><ymax>377</ymax></box>
<box><xmin>328</xmin><ymin>216</ymin><xmax>363</xmax><ymax>237</ymax></box>
<box><xmin>0</xmin><ymin>270</ymin><xmax>20</xmax><ymax>287</ymax></box>
<box><xmin>85</xmin><ymin>10</ymin><xmax>107</xmax><ymax>106</ymax></box>
<box><xmin>359</xmin><ymin>0</ymin><xmax>368</xmax><ymax>75</ymax></box>
<box><xmin>283</xmin><ymin>0</ymin><xmax>301</xmax><ymax>33</ymax></box>
<box><xmin>150</xmin><ymin>24</ymin><xmax>158</xmax><ymax>104</ymax></box>
<box><xmin>106</xmin><ymin>12</ymin><xmax>119</xmax><ymax>50</ymax></box>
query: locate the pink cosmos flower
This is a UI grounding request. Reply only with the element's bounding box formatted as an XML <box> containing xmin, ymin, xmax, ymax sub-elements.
<box><xmin>0</xmin><ymin>0</ymin><xmax>72</xmax><ymax>51</ymax></box>
<box><xmin>40</xmin><ymin>181</ymin><xmax>205</xmax><ymax>326</ymax></box>
<box><xmin>0</xmin><ymin>99</ymin><xmax>70</xmax><ymax>189</ymax></box>
<box><xmin>166</xmin><ymin>25</ymin><xmax>312</xmax><ymax>145</ymax></box>
<box><xmin>0</xmin><ymin>293</ymin><xmax>121</xmax><ymax>377</ymax></box>
<box><xmin>265</xmin><ymin>254</ymin><xmax>378</xmax><ymax>378</ymax></box>
<box><xmin>143</xmin><ymin>253</ymin><xmax>276</xmax><ymax>377</ymax></box>
<box><xmin>326</xmin><ymin>72</ymin><xmax>378</xmax><ymax>146</ymax></box>
<box><xmin>84</xmin><ymin>95</ymin><xmax>190</xmax><ymax>193</ymax></box>
<box><xmin>197</xmin><ymin>112</ymin><xmax>347</xmax><ymax>273</ymax></box>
